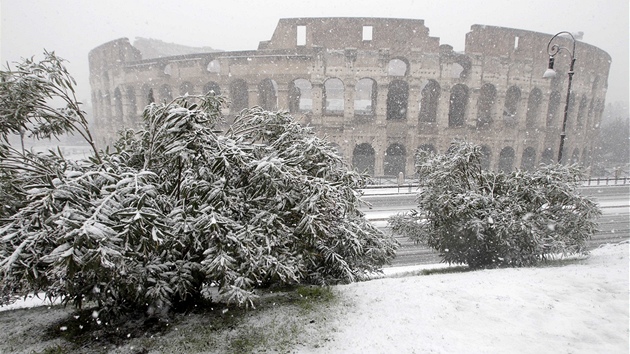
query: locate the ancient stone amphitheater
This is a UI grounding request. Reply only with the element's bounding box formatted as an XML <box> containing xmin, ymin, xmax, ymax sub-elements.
<box><xmin>89</xmin><ymin>18</ymin><xmax>610</xmax><ymax>177</ymax></box>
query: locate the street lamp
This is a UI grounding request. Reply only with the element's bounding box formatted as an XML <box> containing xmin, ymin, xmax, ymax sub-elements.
<box><xmin>543</xmin><ymin>31</ymin><xmax>576</xmax><ymax>164</ymax></box>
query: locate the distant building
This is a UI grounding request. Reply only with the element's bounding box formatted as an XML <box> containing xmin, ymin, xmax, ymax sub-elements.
<box><xmin>89</xmin><ymin>18</ymin><xmax>610</xmax><ymax>175</ymax></box>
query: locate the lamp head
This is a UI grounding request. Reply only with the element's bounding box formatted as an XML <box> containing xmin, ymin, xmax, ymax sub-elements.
<box><xmin>543</xmin><ymin>68</ymin><xmax>557</xmax><ymax>78</ymax></box>
<box><xmin>543</xmin><ymin>56</ymin><xmax>557</xmax><ymax>78</ymax></box>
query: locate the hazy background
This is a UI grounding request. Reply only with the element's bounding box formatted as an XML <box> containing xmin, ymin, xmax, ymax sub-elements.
<box><xmin>1</xmin><ymin>0</ymin><xmax>628</xmax><ymax>107</ymax></box>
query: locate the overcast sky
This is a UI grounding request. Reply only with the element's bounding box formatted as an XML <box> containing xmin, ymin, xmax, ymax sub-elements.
<box><xmin>1</xmin><ymin>0</ymin><xmax>628</xmax><ymax>105</ymax></box>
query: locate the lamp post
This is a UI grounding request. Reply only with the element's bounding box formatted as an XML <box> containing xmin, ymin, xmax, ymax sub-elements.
<box><xmin>543</xmin><ymin>31</ymin><xmax>576</xmax><ymax>164</ymax></box>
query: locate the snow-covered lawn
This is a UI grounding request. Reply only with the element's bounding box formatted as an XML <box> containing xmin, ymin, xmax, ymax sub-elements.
<box><xmin>300</xmin><ymin>242</ymin><xmax>629</xmax><ymax>353</ymax></box>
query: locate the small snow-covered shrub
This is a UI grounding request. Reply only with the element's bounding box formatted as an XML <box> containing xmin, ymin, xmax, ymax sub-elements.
<box><xmin>0</xmin><ymin>53</ymin><xmax>397</xmax><ymax>319</ymax></box>
<box><xmin>389</xmin><ymin>141</ymin><xmax>600</xmax><ymax>269</ymax></box>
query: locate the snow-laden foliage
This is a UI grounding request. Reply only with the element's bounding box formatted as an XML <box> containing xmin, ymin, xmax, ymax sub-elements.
<box><xmin>389</xmin><ymin>141</ymin><xmax>600</xmax><ymax>269</ymax></box>
<box><xmin>0</xmin><ymin>53</ymin><xmax>397</xmax><ymax>318</ymax></box>
<box><xmin>0</xmin><ymin>51</ymin><xmax>101</xmax><ymax>219</ymax></box>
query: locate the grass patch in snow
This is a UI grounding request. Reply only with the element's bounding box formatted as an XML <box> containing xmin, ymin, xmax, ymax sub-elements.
<box><xmin>0</xmin><ymin>285</ymin><xmax>338</xmax><ymax>354</ymax></box>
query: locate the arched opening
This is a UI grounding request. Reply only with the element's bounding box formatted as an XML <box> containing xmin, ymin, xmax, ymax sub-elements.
<box><xmin>477</xmin><ymin>83</ymin><xmax>496</xmax><ymax>127</ymax></box>
<box><xmin>587</xmin><ymin>77</ymin><xmax>600</xmax><ymax>127</ymax></box>
<box><xmin>546</xmin><ymin>91</ymin><xmax>561</xmax><ymax>127</ymax></box>
<box><xmin>323</xmin><ymin>78</ymin><xmax>344</xmax><ymax>116</ymax></box>
<box><xmin>498</xmin><ymin>147</ymin><xmax>515</xmax><ymax>173</ymax></box>
<box><xmin>160</xmin><ymin>84</ymin><xmax>173</xmax><ymax>102</ymax></box>
<box><xmin>114</xmin><ymin>87</ymin><xmax>123</xmax><ymax>124</ymax></box>
<box><xmin>419</xmin><ymin>80</ymin><xmax>440</xmax><ymax>123</ymax></box>
<box><xmin>142</xmin><ymin>84</ymin><xmax>154</xmax><ymax>105</ymax></box>
<box><xmin>352</xmin><ymin>143</ymin><xmax>375</xmax><ymax>176</ymax></box>
<box><xmin>453</xmin><ymin>55</ymin><xmax>472</xmax><ymax>79</ymax></box>
<box><xmin>354</xmin><ymin>78</ymin><xmax>377</xmax><ymax>117</ymax></box>
<box><xmin>480</xmin><ymin>145</ymin><xmax>492</xmax><ymax>170</ymax></box>
<box><xmin>525</xmin><ymin>88</ymin><xmax>543</xmax><ymax>128</ymax></box>
<box><xmin>387</xmin><ymin>58</ymin><xmax>408</xmax><ymax>76</ymax></box>
<box><xmin>258</xmin><ymin>78</ymin><xmax>278</xmax><ymax>111</ymax></box>
<box><xmin>387</xmin><ymin>80</ymin><xmax>409</xmax><ymax>120</ymax></box>
<box><xmin>126</xmin><ymin>86</ymin><xmax>137</xmax><ymax>123</ymax></box>
<box><xmin>503</xmin><ymin>86</ymin><xmax>521</xmax><ymax>123</ymax></box>
<box><xmin>103</xmin><ymin>90</ymin><xmax>111</xmax><ymax>120</ymax></box>
<box><xmin>448</xmin><ymin>84</ymin><xmax>469</xmax><ymax>127</ymax></box>
<box><xmin>576</xmin><ymin>95</ymin><xmax>588</xmax><ymax>127</ymax></box>
<box><xmin>180</xmin><ymin>81</ymin><xmax>194</xmax><ymax>96</ymax></box>
<box><xmin>288</xmin><ymin>79</ymin><xmax>312</xmax><ymax>113</ymax></box>
<box><xmin>571</xmin><ymin>148</ymin><xmax>580</xmax><ymax>164</ymax></box>
<box><xmin>206</xmin><ymin>60</ymin><xmax>220</xmax><ymax>73</ymax></box>
<box><xmin>203</xmin><ymin>81</ymin><xmax>221</xmax><ymax>96</ymax></box>
<box><xmin>521</xmin><ymin>147</ymin><xmax>537</xmax><ymax>171</ymax></box>
<box><xmin>230</xmin><ymin>79</ymin><xmax>249</xmax><ymax>113</ymax></box>
<box><xmin>541</xmin><ymin>147</ymin><xmax>555</xmax><ymax>165</ymax></box>
<box><xmin>384</xmin><ymin>143</ymin><xmax>406</xmax><ymax>176</ymax></box>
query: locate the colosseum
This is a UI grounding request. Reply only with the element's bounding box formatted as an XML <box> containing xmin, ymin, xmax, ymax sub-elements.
<box><xmin>88</xmin><ymin>17</ymin><xmax>611</xmax><ymax>177</ymax></box>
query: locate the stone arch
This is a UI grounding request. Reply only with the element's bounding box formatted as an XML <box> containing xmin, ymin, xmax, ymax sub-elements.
<box><xmin>352</xmin><ymin>143</ymin><xmax>375</xmax><ymax>176</ymax></box>
<box><xmin>541</xmin><ymin>147</ymin><xmax>555</xmax><ymax>165</ymax></box>
<box><xmin>203</xmin><ymin>81</ymin><xmax>221</xmax><ymax>95</ymax></box>
<box><xmin>230</xmin><ymin>79</ymin><xmax>249</xmax><ymax>112</ymax></box>
<box><xmin>503</xmin><ymin>86</ymin><xmax>521</xmax><ymax>123</ymax></box>
<box><xmin>521</xmin><ymin>147</ymin><xmax>537</xmax><ymax>171</ymax></box>
<box><xmin>498</xmin><ymin>146</ymin><xmax>515</xmax><ymax>173</ymax></box>
<box><xmin>288</xmin><ymin>78</ymin><xmax>312</xmax><ymax>113</ymax></box>
<box><xmin>546</xmin><ymin>91</ymin><xmax>561</xmax><ymax>127</ymax></box>
<box><xmin>571</xmin><ymin>148</ymin><xmax>580</xmax><ymax>164</ymax></box>
<box><xmin>576</xmin><ymin>95</ymin><xmax>588</xmax><ymax>127</ymax></box>
<box><xmin>113</xmin><ymin>87</ymin><xmax>123</xmax><ymax>124</ymax></box>
<box><xmin>419</xmin><ymin>80</ymin><xmax>440</xmax><ymax>123</ymax></box>
<box><xmin>384</xmin><ymin>143</ymin><xmax>406</xmax><ymax>176</ymax></box>
<box><xmin>323</xmin><ymin>78</ymin><xmax>344</xmax><ymax>116</ymax></box>
<box><xmin>179</xmin><ymin>81</ymin><xmax>194</xmax><ymax>96</ymax></box>
<box><xmin>387</xmin><ymin>79</ymin><xmax>409</xmax><ymax>120</ymax></box>
<box><xmin>258</xmin><ymin>78</ymin><xmax>278</xmax><ymax>111</ymax></box>
<box><xmin>126</xmin><ymin>86</ymin><xmax>137</xmax><ymax>121</ymax></box>
<box><xmin>448</xmin><ymin>84</ymin><xmax>469</xmax><ymax>127</ymax></box>
<box><xmin>354</xmin><ymin>78</ymin><xmax>377</xmax><ymax>117</ymax></box>
<box><xmin>480</xmin><ymin>145</ymin><xmax>492</xmax><ymax>170</ymax></box>
<box><xmin>159</xmin><ymin>84</ymin><xmax>173</xmax><ymax>102</ymax></box>
<box><xmin>477</xmin><ymin>83</ymin><xmax>496</xmax><ymax>127</ymax></box>
<box><xmin>141</xmin><ymin>84</ymin><xmax>154</xmax><ymax>106</ymax></box>
<box><xmin>387</xmin><ymin>58</ymin><xmax>408</xmax><ymax>76</ymax></box>
<box><xmin>525</xmin><ymin>88</ymin><xmax>543</xmax><ymax>128</ymax></box>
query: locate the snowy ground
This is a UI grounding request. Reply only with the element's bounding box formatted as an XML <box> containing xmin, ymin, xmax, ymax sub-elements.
<box><xmin>1</xmin><ymin>243</ymin><xmax>627</xmax><ymax>353</ymax></box>
<box><xmin>298</xmin><ymin>242</ymin><xmax>629</xmax><ymax>354</ymax></box>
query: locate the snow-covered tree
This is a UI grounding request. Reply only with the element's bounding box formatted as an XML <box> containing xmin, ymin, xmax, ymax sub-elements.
<box><xmin>389</xmin><ymin>141</ymin><xmax>600</xmax><ymax>269</ymax></box>
<box><xmin>0</xmin><ymin>53</ymin><xmax>397</xmax><ymax>318</ymax></box>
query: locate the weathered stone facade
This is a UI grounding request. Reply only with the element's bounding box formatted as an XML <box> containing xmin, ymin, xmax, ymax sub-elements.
<box><xmin>89</xmin><ymin>18</ymin><xmax>610</xmax><ymax>176</ymax></box>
